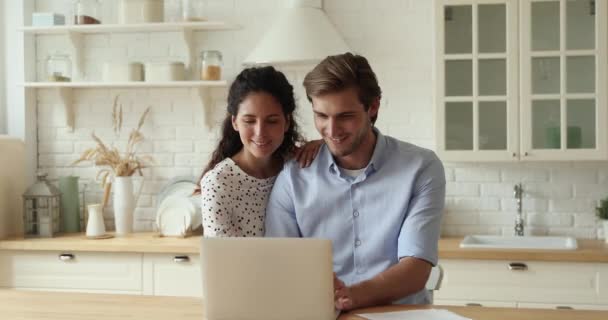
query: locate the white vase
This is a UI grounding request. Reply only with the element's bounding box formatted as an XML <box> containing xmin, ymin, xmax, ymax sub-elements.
<box><xmin>86</xmin><ymin>204</ymin><xmax>106</xmax><ymax>237</ymax></box>
<box><xmin>113</xmin><ymin>176</ymin><xmax>135</xmax><ymax>236</ymax></box>
<box><xmin>604</xmin><ymin>220</ymin><xmax>608</xmax><ymax>243</ymax></box>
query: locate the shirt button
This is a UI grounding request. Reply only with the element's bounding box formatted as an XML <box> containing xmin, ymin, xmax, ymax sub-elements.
<box><xmin>355</xmin><ymin>239</ymin><xmax>362</xmax><ymax>247</ymax></box>
<box><xmin>353</xmin><ymin>210</ymin><xmax>359</xmax><ymax>218</ymax></box>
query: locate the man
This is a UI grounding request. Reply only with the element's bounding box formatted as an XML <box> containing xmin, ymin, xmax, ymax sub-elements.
<box><xmin>265</xmin><ymin>53</ymin><xmax>446</xmax><ymax>310</ymax></box>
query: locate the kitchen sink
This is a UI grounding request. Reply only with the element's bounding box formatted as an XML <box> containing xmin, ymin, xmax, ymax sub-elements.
<box><xmin>460</xmin><ymin>235</ymin><xmax>578</xmax><ymax>250</ymax></box>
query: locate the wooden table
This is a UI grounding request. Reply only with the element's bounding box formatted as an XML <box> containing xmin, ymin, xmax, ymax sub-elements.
<box><xmin>1</xmin><ymin>289</ymin><xmax>607</xmax><ymax>320</ymax></box>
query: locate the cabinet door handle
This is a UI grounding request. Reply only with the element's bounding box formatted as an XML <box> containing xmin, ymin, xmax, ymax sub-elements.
<box><xmin>173</xmin><ymin>255</ymin><xmax>190</xmax><ymax>263</ymax></box>
<box><xmin>465</xmin><ymin>303</ymin><xmax>482</xmax><ymax>307</ymax></box>
<box><xmin>556</xmin><ymin>306</ymin><xmax>573</xmax><ymax>310</ymax></box>
<box><xmin>508</xmin><ymin>262</ymin><xmax>528</xmax><ymax>271</ymax></box>
<box><xmin>58</xmin><ymin>253</ymin><xmax>75</xmax><ymax>261</ymax></box>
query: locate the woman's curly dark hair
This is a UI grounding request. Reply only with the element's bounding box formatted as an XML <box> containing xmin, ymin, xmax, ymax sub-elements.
<box><xmin>195</xmin><ymin>66</ymin><xmax>303</xmax><ymax>193</ymax></box>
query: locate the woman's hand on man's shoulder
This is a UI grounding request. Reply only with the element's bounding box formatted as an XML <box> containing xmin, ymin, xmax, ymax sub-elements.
<box><xmin>293</xmin><ymin>139</ymin><xmax>324</xmax><ymax>168</ymax></box>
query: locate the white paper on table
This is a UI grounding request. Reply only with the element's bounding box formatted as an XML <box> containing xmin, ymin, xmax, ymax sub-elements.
<box><xmin>357</xmin><ymin>309</ymin><xmax>472</xmax><ymax>320</ymax></box>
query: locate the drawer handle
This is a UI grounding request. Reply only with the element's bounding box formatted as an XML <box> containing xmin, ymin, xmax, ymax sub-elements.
<box><xmin>173</xmin><ymin>255</ymin><xmax>190</xmax><ymax>263</ymax></box>
<box><xmin>58</xmin><ymin>253</ymin><xmax>75</xmax><ymax>261</ymax></box>
<box><xmin>508</xmin><ymin>262</ymin><xmax>528</xmax><ymax>271</ymax></box>
<box><xmin>556</xmin><ymin>306</ymin><xmax>573</xmax><ymax>310</ymax></box>
<box><xmin>465</xmin><ymin>303</ymin><xmax>482</xmax><ymax>307</ymax></box>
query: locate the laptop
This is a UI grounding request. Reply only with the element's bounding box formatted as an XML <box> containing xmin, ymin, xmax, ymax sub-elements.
<box><xmin>200</xmin><ymin>237</ymin><xmax>336</xmax><ymax>320</ymax></box>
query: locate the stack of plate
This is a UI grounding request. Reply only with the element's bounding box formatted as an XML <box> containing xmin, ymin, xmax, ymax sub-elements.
<box><xmin>156</xmin><ymin>177</ymin><xmax>202</xmax><ymax>237</ymax></box>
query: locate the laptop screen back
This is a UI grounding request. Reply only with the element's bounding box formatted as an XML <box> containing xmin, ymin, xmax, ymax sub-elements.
<box><xmin>200</xmin><ymin>237</ymin><xmax>335</xmax><ymax>320</ymax></box>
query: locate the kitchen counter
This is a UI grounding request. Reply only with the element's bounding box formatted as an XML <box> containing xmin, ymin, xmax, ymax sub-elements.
<box><xmin>0</xmin><ymin>232</ymin><xmax>201</xmax><ymax>253</ymax></box>
<box><xmin>1</xmin><ymin>289</ymin><xmax>606</xmax><ymax>320</ymax></box>
<box><xmin>438</xmin><ymin>237</ymin><xmax>608</xmax><ymax>262</ymax></box>
<box><xmin>1</xmin><ymin>234</ymin><xmax>607</xmax><ymax>262</ymax></box>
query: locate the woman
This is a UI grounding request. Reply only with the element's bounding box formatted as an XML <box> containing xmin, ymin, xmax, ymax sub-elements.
<box><xmin>197</xmin><ymin>66</ymin><xmax>320</xmax><ymax>237</ymax></box>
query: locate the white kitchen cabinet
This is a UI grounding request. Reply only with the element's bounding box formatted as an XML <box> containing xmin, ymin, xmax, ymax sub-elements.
<box><xmin>599</xmin><ymin>262</ymin><xmax>608</xmax><ymax>302</ymax></box>
<box><xmin>0</xmin><ymin>250</ymin><xmax>205</xmax><ymax>297</ymax></box>
<box><xmin>435</xmin><ymin>0</ymin><xmax>607</xmax><ymax>161</ymax></box>
<box><xmin>0</xmin><ymin>250</ymin><xmax>143</xmax><ymax>294</ymax></box>
<box><xmin>435</xmin><ymin>259</ymin><xmax>608</xmax><ymax>310</ymax></box>
<box><xmin>142</xmin><ymin>253</ymin><xmax>202</xmax><ymax>297</ymax></box>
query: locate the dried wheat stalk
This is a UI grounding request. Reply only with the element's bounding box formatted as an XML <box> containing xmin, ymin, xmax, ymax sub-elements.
<box><xmin>72</xmin><ymin>95</ymin><xmax>153</xmax><ymax>207</ymax></box>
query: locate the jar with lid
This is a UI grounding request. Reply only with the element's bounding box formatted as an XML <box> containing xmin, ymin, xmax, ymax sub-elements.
<box><xmin>46</xmin><ymin>53</ymin><xmax>72</xmax><ymax>82</ymax></box>
<box><xmin>200</xmin><ymin>50</ymin><xmax>222</xmax><ymax>81</ymax></box>
<box><xmin>182</xmin><ymin>0</ymin><xmax>204</xmax><ymax>22</ymax></box>
<box><xmin>74</xmin><ymin>0</ymin><xmax>101</xmax><ymax>24</ymax></box>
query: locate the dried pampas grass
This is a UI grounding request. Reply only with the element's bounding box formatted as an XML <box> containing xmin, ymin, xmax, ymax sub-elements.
<box><xmin>73</xmin><ymin>95</ymin><xmax>153</xmax><ymax>207</ymax></box>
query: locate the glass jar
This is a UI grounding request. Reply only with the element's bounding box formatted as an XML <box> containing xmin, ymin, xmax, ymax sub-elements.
<box><xmin>74</xmin><ymin>0</ymin><xmax>101</xmax><ymax>24</ymax></box>
<box><xmin>200</xmin><ymin>50</ymin><xmax>222</xmax><ymax>81</ymax></box>
<box><xmin>118</xmin><ymin>0</ymin><xmax>164</xmax><ymax>24</ymax></box>
<box><xmin>46</xmin><ymin>53</ymin><xmax>72</xmax><ymax>82</ymax></box>
<box><xmin>182</xmin><ymin>0</ymin><xmax>204</xmax><ymax>22</ymax></box>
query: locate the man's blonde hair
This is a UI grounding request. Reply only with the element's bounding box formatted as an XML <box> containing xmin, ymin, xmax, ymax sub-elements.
<box><xmin>303</xmin><ymin>52</ymin><xmax>382</xmax><ymax>124</ymax></box>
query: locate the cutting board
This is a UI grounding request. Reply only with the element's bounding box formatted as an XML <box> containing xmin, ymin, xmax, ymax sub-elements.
<box><xmin>0</xmin><ymin>136</ymin><xmax>26</xmax><ymax>239</ymax></box>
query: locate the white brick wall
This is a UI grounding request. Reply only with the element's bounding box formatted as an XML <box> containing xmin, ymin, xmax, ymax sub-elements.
<box><xmin>0</xmin><ymin>1</ymin><xmax>5</xmax><ymax>134</ymax></box>
<box><xmin>30</xmin><ymin>0</ymin><xmax>605</xmax><ymax>239</ymax></box>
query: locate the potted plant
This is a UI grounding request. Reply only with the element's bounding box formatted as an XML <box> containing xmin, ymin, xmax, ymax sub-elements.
<box><xmin>596</xmin><ymin>197</ymin><xmax>608</xmax><ymax>243</ymax></box>
<box><xmin>73</xmin><ymin>95</ymin><xmax>152</xmax><ymax>235</ymax></box>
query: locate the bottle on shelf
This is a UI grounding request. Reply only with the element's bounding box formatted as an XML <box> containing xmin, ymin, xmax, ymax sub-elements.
<box><xmin>200</xmin><ymin>50</ymin><xmax>222</xmax><ymax>81</ymax></box>
<box><xmin>46</xmin><ymin>53</ymin><xmax>72</xmax><ymax>82</ymax></box>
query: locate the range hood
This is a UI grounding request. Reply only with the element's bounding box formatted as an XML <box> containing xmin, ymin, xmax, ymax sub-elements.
<box><xmin>243</xmin><ymin>0</ymin><xmax>350</xmax><ymax>65</ymax></box>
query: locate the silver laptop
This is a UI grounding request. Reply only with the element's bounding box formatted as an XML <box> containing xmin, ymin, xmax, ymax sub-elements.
<box><xmin>200</xmin><ymin>237</ymin><xmax>335</xmax><ymax>320</ymax></box>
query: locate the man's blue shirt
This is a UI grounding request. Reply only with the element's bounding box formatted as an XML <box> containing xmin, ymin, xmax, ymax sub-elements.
<box><xmin>265</xmin><ymin>129</ymin><xmax>446</xmax><ymax>304</ymax></box>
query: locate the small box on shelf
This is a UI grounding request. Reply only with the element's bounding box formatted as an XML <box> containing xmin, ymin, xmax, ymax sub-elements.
<box><xmin>32</xmin><ymin>12</ymin><xmax>65</xmax><ymax>27</ymax></box>
<box><xmin>32</xmin><ymin>13</ymin><xmax>65</xmax><ymax>27</ymax></box>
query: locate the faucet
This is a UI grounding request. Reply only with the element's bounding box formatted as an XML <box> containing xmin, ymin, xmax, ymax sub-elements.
<box><xmin>513</xmin><ymin>183</ymin><xmax>524</xmax><ymax>236</ymax></box>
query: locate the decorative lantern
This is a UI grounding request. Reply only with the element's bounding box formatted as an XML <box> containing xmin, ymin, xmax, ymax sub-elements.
<box><xmin>22</xmin><ymin>173</ymin><xmax>62</xmax><ymax>237</ymax></box>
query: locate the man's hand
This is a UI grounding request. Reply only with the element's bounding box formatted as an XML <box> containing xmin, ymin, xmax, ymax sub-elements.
<box><xmin>333</xmin><ymin>273</ymin><xmax>355</xmax><ymax>311</ymax></box>
<box><xmin>334</xmin><ymin>257</ymin><xmax>432</xmax><ymax>310</ymax></box>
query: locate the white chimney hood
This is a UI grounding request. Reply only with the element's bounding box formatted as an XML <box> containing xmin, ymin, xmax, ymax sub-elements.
<box><xmin>243</xmin><ymin>0</ymin><xmax>350</xmax><ymax>65</ymax></box>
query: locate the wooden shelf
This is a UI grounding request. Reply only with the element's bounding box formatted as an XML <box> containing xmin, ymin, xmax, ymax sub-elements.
<box><xmin>19</xmin><ymin>21</ymin><xmax>238</xmax><ymax>132</ymax></box>
<box><xmin>20</xmin><ymin>22</ymin><xmax>239</xmax><ymax>83</ymax></box>
<box><xmin>19</xmin><ymin>21</ymin><xmax>240</xmax><ymax>34</ymax></box>
<box><xmin>22</xmin><ymin>81</ymin><xmax>228</xmax><ymax>88</ymax></box>
<box><xmin>22</xmin><ymin>81</ymin><xmax>227</xmax><ymax>131</ymax></box>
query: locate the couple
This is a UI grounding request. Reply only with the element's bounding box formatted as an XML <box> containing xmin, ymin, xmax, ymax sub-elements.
<box><xmin>197</xmin><ymin>53</ymin><xmax>446</xmax><ymax>310</ymax></box>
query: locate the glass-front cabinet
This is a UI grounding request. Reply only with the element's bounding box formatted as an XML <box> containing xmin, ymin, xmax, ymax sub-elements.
<box><xmin>435</xmin><ymin>0</ymin><xmax>607</xmax><ymax>161</ymax></box>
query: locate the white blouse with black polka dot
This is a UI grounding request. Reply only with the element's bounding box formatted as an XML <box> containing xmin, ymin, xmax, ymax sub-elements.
<box><xmin>200</xmin><ymin>158</ymin><xmax>276</xmax><ymax>237</ymax></box>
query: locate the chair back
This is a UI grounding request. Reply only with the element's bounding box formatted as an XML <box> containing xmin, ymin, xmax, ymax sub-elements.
<box><xmin>425</xmin><ymin>264</ymin><xmax>444</xmax><ymax>303</ymax></box>
<box><xmin>425</xmin><ymin>264</ymin><xmax>444</xmax><ymax>291</ymax></box>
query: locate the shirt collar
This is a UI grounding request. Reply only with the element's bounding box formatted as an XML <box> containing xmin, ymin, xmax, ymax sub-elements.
<box><xmin>323</xmin><ymin>127</ymin><xmax>388</xmax><ymax>175</ymax></box>
<box><xmin>367</xmin><ymin>127</ymin><xmax>388</xmax><ymax>172</ymax></box>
